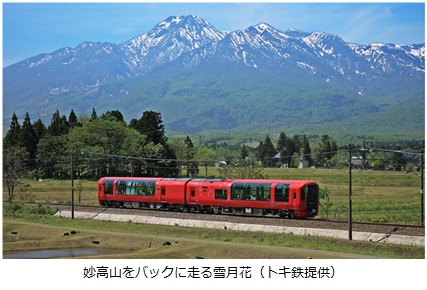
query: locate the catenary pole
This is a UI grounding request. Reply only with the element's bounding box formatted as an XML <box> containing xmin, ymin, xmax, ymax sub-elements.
<box><xmin>71</xmin><ymin>154</ymin><xmax>74</xmax><ymax>219</ymax></box>
<box><xmin>348</xmin><ymin>144</ymin><xmax>352</xmax><ymax>240</ymax></box>
<box><xmin>421</xmin><ymin>149</ymin><xmax>424</xmax><ymax>226</ymax></box>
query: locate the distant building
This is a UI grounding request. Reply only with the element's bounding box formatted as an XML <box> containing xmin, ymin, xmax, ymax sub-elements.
<box><xmin>350</xmin><ymin>157</ymin><xmax>366</xmax><ymax>169</ymax></box>
<box><xmin>273</xmin><ymin>152</ymin><xmax>308</xmax><ymax>169</ymax></box>
<box><xmin>298</xmin><ymin>158</ymin><xmax>309</xmax><ymax>169</ymax></box>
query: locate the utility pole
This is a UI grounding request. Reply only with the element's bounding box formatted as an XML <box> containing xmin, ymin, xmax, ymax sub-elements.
<box><xmin>421</xmin><ymin>149</ymin><xmax>424</xmax><ymax>226</ymax></box>
<box><xmin>348</xmin><ymin>144</ymin><xmax>352</xmax><ymax>240</ymax></box>
<box><xmin>361</xmin><ymin>141</ymin><xmax>374</xmax><ymax>169</ymax></box>
<box><xmin>71</xmin><ymin>154</ymin><xmax>75</xmax><ymax>219</ymax></box>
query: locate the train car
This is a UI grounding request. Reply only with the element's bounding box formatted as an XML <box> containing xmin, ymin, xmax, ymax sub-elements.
<box><xmin>184</xmin><ymin>178</ymin><xmax>318</xmax><ymax>218</ymax></box>
<box><xmin>98</xmin><ymin>177</ymin><xmax>162</xmax><ymax>208</ymax></box>
<box><xmin>184</xmin><ymin>178</ymin><xmax>231</xmax><ymax>213</ymax></box>
<box><xmin>97</xmin><ymin>177</ymin><xmax>319</xmax><ymax>218</ymax></box>
<box><xmin>156</xmin><ymin>178</ymin><xmax>191</xmax><ymax>210</ymax></box>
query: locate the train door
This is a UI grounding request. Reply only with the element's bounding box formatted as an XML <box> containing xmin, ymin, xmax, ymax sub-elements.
<box><xmin>161</xmin><ymin>186</ymin><xmax>166</xmax><ymax>202</ymax></box>
<box><xmin>189</xmin><ymin>187</ymin><xmax>196</xmax><ymax>204</ymax></box>
<box><xmin>304</xmin><ymin>183</ymin><xmax>319</xmax><ymax>215</ymax></box>
<box><xmin>292</xmin><ymin>190</ymin><xmax>297</xmax><ymax>207</ymax></box>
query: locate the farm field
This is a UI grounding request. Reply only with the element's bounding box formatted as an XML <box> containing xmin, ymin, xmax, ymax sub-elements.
<box><xmin>3</xmin><ymin>167</ymin><xmax>423</xmax><ymax>224</ymax></box>
<box><xmin>3</xmin><ymin>217</ymin><xmax>424</xmax><ymax>259</ymax></box>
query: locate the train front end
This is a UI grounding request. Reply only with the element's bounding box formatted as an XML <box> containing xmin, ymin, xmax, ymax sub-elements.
<box><xmin>298</xmin><ymin>181</ymin><xmax>319</xmax><ymax>218</ymax></box>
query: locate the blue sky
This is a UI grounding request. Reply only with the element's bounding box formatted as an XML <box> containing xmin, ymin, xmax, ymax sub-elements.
<box><xmin>2</xmin><ymin>1</ymin><xmax>425</xmax><ymax>67</ymax></box>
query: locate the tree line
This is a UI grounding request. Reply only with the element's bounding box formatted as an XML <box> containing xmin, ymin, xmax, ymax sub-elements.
<box><xmin>4</xmin><ymin>108</ymin><xmax>420</xmax><ymax>186</ymax></box>
<box><xmin>3</xmin><ymin>108</ymin><xmax>342</xmax><ymax>174</ymax></box>
<box><xmin>3</xmin><ymin>109</ymin><xmax>185</xmax><ymax>185</ymax></box>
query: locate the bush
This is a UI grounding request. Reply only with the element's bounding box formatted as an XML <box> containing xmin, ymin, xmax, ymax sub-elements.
<box><xmin>4</xmin><ymin>202</ymin><xmax>57</xmax><ymax>216</ymax></box>
<box><xmin>319</xmin><ymin>187</ymin><xmax>333</xmax><ymax>219</ymax></box>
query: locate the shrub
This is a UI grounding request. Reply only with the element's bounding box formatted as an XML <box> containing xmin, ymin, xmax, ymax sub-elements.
<box><xmin>4</xmin><ymin>202</ymin><xmax>57</xmax><ymax>216</ymax></box>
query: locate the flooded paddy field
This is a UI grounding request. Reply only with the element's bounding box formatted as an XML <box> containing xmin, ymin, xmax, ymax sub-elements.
<box><xmin>4</xmin><ymin>248</ymin><xmax>127</xmax><ymax>259</ymax></box>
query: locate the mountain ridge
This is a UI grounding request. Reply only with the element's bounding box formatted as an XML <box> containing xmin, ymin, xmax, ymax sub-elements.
<box><xmin>3</xmin><ymin>15</ymin><xmax>425</xmax><ymax>138</ymax></box>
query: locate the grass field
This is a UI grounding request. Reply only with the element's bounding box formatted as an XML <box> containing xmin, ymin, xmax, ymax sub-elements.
<box><xmin>4</xmin><ymin>167</ymin><xmax>423</xmax><ymax>224</ymax></box>
<box><xmin>3</xmin><ymin>216</ymin><xmax>424</xmax><ymax>259</ymax></box>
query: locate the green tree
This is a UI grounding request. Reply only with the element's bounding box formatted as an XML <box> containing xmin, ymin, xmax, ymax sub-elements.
<box><xmin>36</xmin><ymin>135</ymin><xmax>68</xmax><ymax>179</ymax></box>
<box><xmin>291</xmin><ymin>152</ymin><xmax>300</xmax><ymax>168</ymax></box>
<box><xmin>256</xmin><ymin>141</ymin><xmax>265</xmax><ymax>159</ymax></box>
<box><xmin>276</xmin><ymin>132</ymin><xmax>289</xmax><ymax>166</ymax></box>
<box><xmin>20</xmin><ymin>112</ymin><xmax>38</xmax><ymax>164</ymax></box>
<box><xmin>47</xmin><ymin>110</ymin><xmax>69</xmax><ymax>136</ymax></box>
<box><xmin>314</xmin><ymin>135</ymin><xmax>337</xmax><ymax>168</ymax></box>
<box><xmin>139</xmin><ymin>142</ymin><xmax>167</xmax><ymax>177</ymax></box>
<box><xmin>3</xmin><ymin>147</ymin><xmax>29</xmax><ymax>201</ymax></box>
<box><xmin>67</xmin><ymin>119</ymin><xmax>146</xmax><ymax>178</ymax></box>
<box><xmin>319</xmin><ymin>187</ymin><xmax>333</xmax><ymax>219</ymax></box>
<box><xmin>195</xmin><ymin>147</ymin><xmax>216</xmax><ymax>177</ymax></box>
<box><xmin>301</xmin><ymin>135</ymin><xmax>313</xmax><ymax>166</ymax></box>
<box><xmin>130</xmin><ymin>111</ymin><xmax>167</xmax><ymax>145</ymax></box>
<box><xmin>240</xmin><ymin>144</ymin><xmax>249</xmax><ymax>160</ymax></box>
<box><xmin>68</xmin><ymin>109</ymin><xmax>80</xmax><ymax>127</ymax></box>
<box><xmin>90</xmin><ymin>108</ymin><xmax>98</xmax><ymax>121</ymax></box>
<box><xmin>129</xmin><ymin>111</ymin><xmax>178</xmax><ymax>177</ymax></box>
<box><xmin>76</xmin><ymin>181</ymin><xmax>84</xmax><ymax>204</ymax></box>
<box><xmin>184</xmin><ymin>136</ymin><xmax>199</xmax><ymax>177</ymax></box>
<box><xmin>3</xmin><ymin>113</ymin><xmax>21</xmax><ymax>149</ymax></box>
<box><xmin>101</xmin><ymin>110</ymin><xmax>125</xmax><ymax>123</ymax></box>
<box><xmin>218</xmin><ymin>159</ymin><xmax>266</xmax><ymax>179</ymax></box>
<box><xmin>33</xmin><ymin>119</ymin><xmax>46</xmax><ymax>143</ymax></box>
<box><xmin>368</xmin><ymin>151</ymin><xmax>386</xmax><ymax>170</ymax></box>
<box><xmin>261</xmin><ymin>135</ymin><xmax>276</xmax><ymax>167</ymax></box>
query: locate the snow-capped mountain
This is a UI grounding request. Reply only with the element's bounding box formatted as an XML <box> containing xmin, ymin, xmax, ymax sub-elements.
<box><xmin>121</xmin><ymin>15</ymin><xmax>225</xmax><ymax>72</ymax></box>
<box><xmin>180</xmin><ymin>21</ymin><xmax>424</xmax><ymax>79</ymax></box>
<box><xmin>3</xmin><ymin>15</ymin><xmax>425</xmax><ymax>135</ymax></box>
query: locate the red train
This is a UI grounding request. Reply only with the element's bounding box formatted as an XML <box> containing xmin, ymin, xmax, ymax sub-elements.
<box><xmin>98</xmin><ymin>177</ymin><xmax>319</xmax><ymax>219</ymax></box>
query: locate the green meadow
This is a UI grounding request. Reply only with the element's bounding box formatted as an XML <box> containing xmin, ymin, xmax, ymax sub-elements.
<box><xmin>4</xmin><ymin>167</ymin><xmax>423</xmax><ymax>224</ymax></box>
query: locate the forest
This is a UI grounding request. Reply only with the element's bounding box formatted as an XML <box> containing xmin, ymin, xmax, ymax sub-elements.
<box><xmin>3</xmin><ymin>108</ymin><xmax>423</xmax><ymax>185</ymax></box>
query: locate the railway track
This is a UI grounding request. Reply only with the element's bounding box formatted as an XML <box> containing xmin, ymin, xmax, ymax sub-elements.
<box><xmin>54</xmin><ymin>204</ymin><xmax>425</xmax><ymax>237</ymax></box>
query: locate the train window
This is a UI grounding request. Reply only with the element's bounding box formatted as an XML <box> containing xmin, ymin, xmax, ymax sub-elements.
<box><xmin>231</xmin><ymin>183</ymin><xmax>246</xmax><ymax>200</ymax></box>
<box><xmin>231</xmin><ymin>183</ymin><xmax>271</xmax><ymax>201</ymax></box>
<box><xmin>145</xmin><ymin>181</ymin><xmax>156</xmax><ymax>196</ymax></box>
<box><xmin>116</xmin><ymin>181</ymin><xmax>127</xmax><ymax>195</ymax></box>
<box><xmin>257</xmin><ymin>183</ymin><xmax>271</xmax><ymax>201</ymax></box>
<box><xmin>114</xmin><ymin>180</ymin><xmax>157</xmax><ymax>196</ymax></box>
<box><xmin>301</xmin><ymin>187</ymin><xmax>306</xmax><ymax>201</ymax></box>
<box><xmin>104</xmin><ymin>180</ymin><xmax>114</xmax><ymax>194</ymax></box>
<box><xmin>275</xmin><ymin>184</ymin><xmax>289</xmax><ymax>202</ymax></box>
<box><xmin>161</xmin><ymin>187</ymin><xmax>166</xmax><ymax>196</ymax></box>
<box><xmin>135</xmin><ymin>181</ymin><xmax>145</xmax><ymax>195</ymax></box>
<box><xmin>126</xmin><ymin>181</ymin><xmax>135</xmax><ymax>195</ymax></box>
<box><xmin>133</xmin><ymin>181</ymin><xmax>155</xmax><ymax>196</ymax></box>
<box><xmin>305</xmin><ymin>184</ymin><xmax>319</xmax><ymax>203</ymax></box>
<box><xmin>215</xmin><ymin>189</ymin><xmax>227</xmax><ymax>200</ymax></box>
<box><xmin>190</xmin><ymin>188</ymin><xmax>195</xmax><ymax>197</ymax></box>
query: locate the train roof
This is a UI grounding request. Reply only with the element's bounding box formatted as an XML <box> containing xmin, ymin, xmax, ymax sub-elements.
<box><xmin>99</xmin><ymin>177</ymin><xmax>317</xmax><ymax>185</ymax></box>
